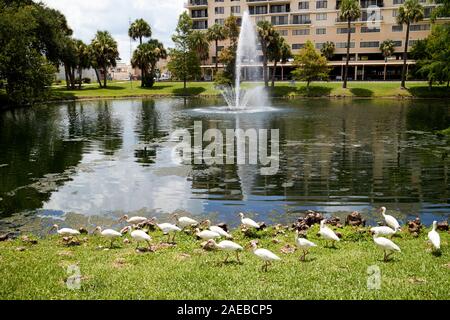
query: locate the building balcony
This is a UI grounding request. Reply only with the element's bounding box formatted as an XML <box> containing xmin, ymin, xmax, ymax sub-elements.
<box><xmin>335</xmin><ymin>16</ymin><xmax>384</xmax><ymax>23</ymax></box>
<box><xmin>185</xmin><ymin>0</ymin><xmax>208</xmax><ymax>8</ymax></box>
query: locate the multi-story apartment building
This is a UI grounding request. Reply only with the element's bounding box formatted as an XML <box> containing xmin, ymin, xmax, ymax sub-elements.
<box><xmin>185</xmin><ymin>0</ymin><xmax>448</xmax><ymax>80</ymax></box>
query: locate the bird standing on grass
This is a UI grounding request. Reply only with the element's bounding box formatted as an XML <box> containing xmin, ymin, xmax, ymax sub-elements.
<box><xmin>370</xmin><ymin>226</ymin><xmax>396</xmax><ymax>238</ymax></box>
<box><xmin>239</xmin><ymin>212</ymin><xmax>260</xmax><ymax>229</ymax></box>
<box><xmin>427</xmin><ymin>221</ymin><xmax>441</xmax><ymax>252</ymax></box>
<box><xmin>294</xmin><ymin>230</ymin><xmax>317</xmax><ymax>261</ymax></box>
<box><xmin>152</xmin><ymin>217</ymin><xmax>182</xmax><ymax>243</ymax></box>
<box><xmin>123</xmin><ymin>226</ymin><xmax>152</xmax><ymax>250</ymax></box>
<box><xmin>173</xmin><ymin>214</ymin><xmax>199</xmax><ymax>229</ymax></box>
<box><xmin>207</xmin><ymin>239</ymin><xmax>243</xmax><ymax>263</ymax></box>
<box><xmin>373</xmin><ymin>231</ymin><xmax>401</xmax><ymax>262</ymax></box>
<box><xmin>93</xmin><ymin>227</ymin><xmax>122</xmax><ymax>248</ymax></box>
<box><xmin>379</xmin><ymin>207</ymin><xmax>401</xmax><ymax>231</ymax></box>
<box><xmin>49</xmin><ymin>224</ymin><xmax>80</xmax><ymax>240</ymax></box>
<box><xmin>319</xmin><ymin>219</ymin><xmax>340</xmax><ymax>247</ymax></box>
<box><xmin>203</xmin><ymin>220</ymin><xmax>233</xmax><ymax>239</ymax></box>
<box><xmin>119</xmin><ymin>215</ymin><xmax>148</xmax><ymax>225</ymax></box>
<box><xmin>250</xmin><ymin>240</ymin><xmax>281</xmax><ymax>272</ymax></box>
<box><xmin>195</xmin><ymin>228</ymin><xmax>221</xmax><ymax>240</ymax></box>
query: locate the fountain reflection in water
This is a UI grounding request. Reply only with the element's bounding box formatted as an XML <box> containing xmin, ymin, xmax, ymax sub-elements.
<box><xmin>218</xmin><ymin>11</ymin><xmax>270</xmax><ymax>111</ymax></box>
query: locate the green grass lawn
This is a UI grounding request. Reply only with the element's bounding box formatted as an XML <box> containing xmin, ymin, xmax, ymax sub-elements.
<box><xmin>0</xmin><ymin>225</ymin><xmax>448</xmax><ymax>299</ymax></box>
<box><xmin>48</xmin><ymin>81</ymin><xmax>450</xmax><ymax>101</ymax></box>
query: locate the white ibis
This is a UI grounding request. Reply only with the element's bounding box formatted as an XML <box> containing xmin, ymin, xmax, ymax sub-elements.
<box><xmin>203</xmin><ymin>220</ymin><xmax>233</xmax><ymax>239</ymax></box>
<box><xmin>173</xmin><ymin>214</ymin><xmax>199</xmax><ymax>229</ymax></box>
<box><xmin>373</xmin><ymin>231</ymin><xmax>401</xmax><ymax>261</ymax></box>
<box><xmin>50</xmin><ymin>224</ymin><xmax>80</xmax><ymax>240</ymax></box>
<box><xmin>250</xmin><ymin>240</ymin><xmax>281</xmax><ymax>272</ymax></box>
<box><xmin>152</xmin><ymin>218</ymin><xmax>182</xmax><ymax>243</ymax></box>
<box><xmin>206</xmin><ymin>239</ymin><xmax>243</xmax><ymax>263</ymax></box>
<box><xmin>239</xmin><ymin>212</ymin><xmax>260</xmax><ymax>229</ymax></box>
<box><xmin>294</xmin><ymin>230</ymin><xmax>317</xmax><ymax>261</ymax></box>
<box><xmin>94</xmin><ymin>226</ymin><xmax>122</xmax><ymax>248</ymax></box>
<box><xmin>195</xmin><ymin>228</ymin><xmax>220</xmax><ymax>240</ymax></box>
<box><xmin>119</xmin><ymin>215</ymin><xmax>148</xmax><ymax>225</ymax></box>
<box><xmin>123</xmin><ymin>226</ymin><xmax>152</xmax><ymax>250</ymax></box>
<box><xmin>370</xmin><ymin>226</ymin><xmax>396</xmax><ymax>238</ymax></box>
<box><xmin>319</xmin><ymin>219</ymin><xmax>340</xmax><ymax>247</ymax></box>
<box><xmin>379</xmin><ymin>207</ymin><xmax>401</xmax><ymax>231</ymax></box>
<box><xmin>428</xmin><ymin>221</ymin><xmax>441</xmax><ymax>252</ymax></box>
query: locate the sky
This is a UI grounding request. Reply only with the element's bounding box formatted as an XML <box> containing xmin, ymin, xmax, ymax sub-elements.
<box><xmin>40</xmin><ymin>0</ymin><xmax>186</xmax><ymax>63</ymax></box>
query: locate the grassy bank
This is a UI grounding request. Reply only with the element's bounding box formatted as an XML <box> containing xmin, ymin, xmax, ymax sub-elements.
<box><xmin>47</xmin><ymin>81</ymin><xmax>450</xmax><ymax>101</ymax></box>
<box><xmin>0</xmin><ymin>225</ymin><xmax>448</xmax><ymax>299</ymax></box>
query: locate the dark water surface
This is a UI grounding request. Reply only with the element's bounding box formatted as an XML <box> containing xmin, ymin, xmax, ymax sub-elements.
<box><xmin>1</xmin><ymin>98</ymin><xmax>449</xmax><ymax>233</ymax></box>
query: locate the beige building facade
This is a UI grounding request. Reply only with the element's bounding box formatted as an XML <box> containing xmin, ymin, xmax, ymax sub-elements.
<box><xmin>186</xmin><ymin>0</ymin><xmax>448</xmax><ymax>80</ymax></box>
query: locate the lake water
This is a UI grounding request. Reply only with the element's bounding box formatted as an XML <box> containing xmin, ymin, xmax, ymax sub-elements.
<box><xmin>1</xmin><ymin>97</ymin><xmax>449</xmax><ymax>233</ymax></box>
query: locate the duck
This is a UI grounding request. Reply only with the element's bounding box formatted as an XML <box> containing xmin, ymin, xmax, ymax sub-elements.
<box><xmin>93</xmin><ymin>226</ymin><xmax>122</xmax><ymax>248</ymax></box>
<box><xmin>250</xmin><ymin>240</ymin><xmax>281</xmax><ymax>272</ymax></box>
<box><xmin>203</xmin><ymin>220</ymin><xmax>233</xmax><ymax>239</ymax></box>
<box><xmin>373</xmin><ymin>230</ymin><xmax>401</xmax><ymax>262</ymax></box>
<box><xmin>427</xmin><ymin>221</ymin><xmax>441</xmax><ymax>252</ymax></box>
<box><xmin>239</xmin><ymin>212</ymin><xmax>260</xmax><ymax>229</ymax></box>
<box><xmin>318</xmin><ymin>219</ymin><xmax>340</xmax><ymax>247</ymax></box>
<box><xmin>370</xmin><ymin>226</ymin><xmax>396</xmax><ymax>238</ymax></box>
<box><xmin>206</xmin><ymin>239</ymin><xmax>243</xmax><ymax>263</ymax></box>
<box><xmin>379</xmin><ymin>207</ymin><xmax>401</xmax><ymax>231</ymax></box>
<box><xmin>195</xmin><ymin>228</ymin><xmax>221</xmax><ymax>240</ymax></box>
<box><xmin>122</xmin><ymin>226</ymin><xmax>152</xmax><ymax>250</ymax></box>
<box><xmin>294</xmin><ymin>230</ymin><xmax>317</xmax><ymax>261</ymax></box>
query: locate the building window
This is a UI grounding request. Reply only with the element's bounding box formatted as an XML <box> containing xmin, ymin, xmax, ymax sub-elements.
<box><xmin>393</xmin><ymin>0</ymin><xmax>404</xmax><ymax>4</ymax></box>
<box><xmin>292</xmin><ymin>28</ymin><xmax>310</xmax><ymax>35</ymax></box>
<box><xmin>316</xmin><ymin>28</ymin><xmax>326</xmax><ymax>35</ymax></box>
<box><xmin>392</xmin><ymin>9</ymin><xmax>398</xmax><ymax>17</ymax></box>
<box><xmin>392</xmin><ymin>41</ymin><xmax>402</xmax><ymax>47</ymax></box>
<box><xmin>215</xmin><ymin>0</ymin><xmax>224</xmax><ymax>2</ymax></box>
<box><xmin>249</xmin><ymin>5</ymin><xmax>267</xmax><ymax>15</ymax></box>
<box><xmin>270</xmin><ymin>4</ymin><xmax>290</xmax><ymax>13</ymax></box>
<box><xmin>316</xmin><ymin>13</ymin><xmax>327</xmax><ymax>21</ymax></box>
<box><xmin>392</xmin><ymin>25</ymin><xmax>403</xmax><ymax>32</ymax></box>
<box><xmin>360</xmin><ymin>41</ymin><xmax>379</xmax><ymax>48</ymax></box>
<box><xmin>231</xmin><ymin>6</ymin><xmax>240</xmax><ymax>14</ymax></box>
<box><xmin>271</xmin><ymin>15</ymin><xmax>289</xmax><ymax>25</ymax></box>
<box><xmin>337</xmin><ymin>27</ymin><xmax>355</xmax><ymax>34</ymax></box>
<box><xmin>215</xmin><ymin>7</ymin><xmax>224</xmax><ymax>14</ymax></box>
<box><xmin>279</xmin><ymin>29</ymin><xmax>288</xmax><ymax>36</ymax></box>
<box><xmin>315</xmin><ymin>42</ymin><xmax>325</xmax><ymax>49</ymax></box>
<box><xmin>316</xmin><ymin>1</ymin><xmax>328</xmax><ymax>9</ymax></box>
<box><xmin>361</xmin><ymin>26</ymin><xmax>380</xmax><ymax>33</ymax></box>
<box><xmin>292</xmin><ymin>14</ymin><xmax>311</xmax><ymax>24</ymax></box>
<box><xmin>192</xmin><ymin>9</ymin><xmax>207</xmax><ymax>18</ymax></box>
<box><xmin>215</xmin><ymin>19</ymin><xmax>225</xmax><ymax>25</ymax></box>
<box><xmin>298</xmin><ymin>1</ymin><xmax>309</xmax><ymax>9</ymax></box>
<box><xmin>410</xmin><ymin>24</ymin><xmax>430</xmax><ymax>31</ymax></box>
<box><xmin>336</xmin><ymin>42</ymin><xmax>355</xmax><ymax>48</ymax></box>
<box><xmin>409</xmin><ymin>40</ymin><xmax>418</xmax><ymax>46</ymax></box>
<box><xmin>292</xmin><ymin>43</ymin><xmax>305</xmax><ymax>50</ymax></box>
<box><xmin>193</xmin><ymin>20</ymin><xmax>208</xmax><ymax>30</ymax></box>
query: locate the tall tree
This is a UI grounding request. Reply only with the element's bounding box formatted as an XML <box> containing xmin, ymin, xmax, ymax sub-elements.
<box><xmin>90</xmin><ymin>31</ymin><xmax>120</xmax><ymax>88</ymax></box>
<box><xmin>397</xmin><ymin>0</ymin><xmax>424</xmax><ymax>89</ymax></box>
<box><xmin>379</xmin><ymin>40</ymin><xmax>395</xmax><ymax>80</ymax></box>
<box><xmin>257</xmin><ymin>21</ymin><xmax>277</xmax><ymax>87</ymax></box>
<box><xmin>190</xmin><ymin>30</ymin><xmax>210</xmax><ymax>66</ymax></box>
<box><xmin>206</xmin><ymin>23</ymin><xmax>226</xmax><ymax>74</ymax></box>
<box><xmin>217</xmin><ymin>16</ymin><xmax>240</xmax><ymax>85</ymax></box>
<box><xmin>128</xmin><ymin>19</ymin><xmax>152</xmax><ymax>84</ymax></box>
<box><xmin>292</xmin><ymin>40</ymin><xmax>330</xmax><ymax>90</ymax></box>
<box><xmin>320</xmin><ymin>41</ymin><xmax>335</xmax><ymax>60</ymax></box>
<box><xmin>131</xmin><ymin>39</ymin><xmax>167</xmax><ymax>88</ymax></box>
<box><xmin>267</xmin><ymin>35</ymin><xmax>292</xmax><ymax>87</ymax></box>
<box><xmin>74</xmin><ymin>39</ymin><xmax>91</xmax><ymax>89</ymax></box>
<box><xmin>339</xmin><ymin>0</ymin><xmax>361</xmax><ymax>89</ymax></box>
<box><xmin>167</xmin><ymin>12</ymin><xmax>201</xmax><ymax>93</ymax></box>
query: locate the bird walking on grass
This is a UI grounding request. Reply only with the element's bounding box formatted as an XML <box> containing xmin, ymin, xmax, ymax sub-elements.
<box><xmin>370</xmin><ymin>226</ymin><xmax>396</xmax><ymax>238</ymax></box>
<box><xmin>373</xmin><ymin>231</ymin><xmax>401</xmax><ymax>262</ymax></box>
<box><xmin>119</xmin><ymin>215</ymin><xmax>148</xmax><ymax>226</ymax></box>
<box><xmin>195</xmin><ymin>228</ymin><xmax>221</xmax><ymax>240</ymax></box>
<box><xmin>94</xmin><ymin>226</ymin><xmax>122</xmax><ymax>248</ymax></box>
<box><xmin>207</xmin><ymin>239</ymin><xmax>243</xmax><ymax>263</ymax></box>
<box><xmin>427</xmin><ymin>221</ymin><xmax>441</xmax><ymax>252</ymax></box>
<box><xmin>152</xmin><ymin>217</ymin><xmax>182</xmax><ymax>243</ymax></box>
<box><xmin>123</xmin><ymin>226</ymin><xmax>152</xmax><ymax>250</ymax></box>
<box><xmin>379</xmin><ymin>207</ymin><xmax>401</xmax><ymax>231</ymax></box>
<box><xmin>239</xmin><ymin>212</ymin><xmax>260</xmax><ymax>229</ymax></box>
<box><xmin>250</xmin><ymin>240</ymin><xmax>280</xmax><ymax>272</ymax></box>
<box><xmin>319</xmin><ymin>220</ymin><xmax>340</xmax><ymax>247</ymax></box>
<box><xmin>173</xmin><ymin>214</ymin><xmax>199</xmax><ymax>229</ymax></box>
<box><xmin>294</xmin><ymin>230</ymin><xmax>317</xmax><ymax>261</ymax></box>
<box><xmin>50</xmin><ymin>224</ymin><xmax>80</xmax><ymax>240</ymax></box>
<box><xmin>203</xmin><ymin>220</ymin><xmax>233</xmax><ymax>239</ymax></box>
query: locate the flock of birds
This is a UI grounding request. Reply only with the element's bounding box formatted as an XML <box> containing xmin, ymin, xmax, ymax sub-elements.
<box><xmin>49</xmin><ymin>207</ymin><xmax>443</xmax><ymax>271</ymax></box>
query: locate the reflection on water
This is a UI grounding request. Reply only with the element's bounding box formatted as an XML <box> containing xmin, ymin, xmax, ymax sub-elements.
<box><xmin>0</xmin><ymin>98</ymin><xmax>449</xmax><ymax>232</ymax></box>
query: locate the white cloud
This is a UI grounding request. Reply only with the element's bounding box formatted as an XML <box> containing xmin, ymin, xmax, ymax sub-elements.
<box><xmin>39</xmin><ymin>0</ymin><xmax>186</xmax><ymax>63</ymax></box>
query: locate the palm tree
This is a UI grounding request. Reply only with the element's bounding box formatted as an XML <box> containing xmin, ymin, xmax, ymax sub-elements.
<box><xmin>257</xmin><ymin>21</ymin><xmax>278</xmax><ymax>87</ymax></box>
<box><xmin>379</xmin><ymin>40</ymin><xmax>396</xmax><ymax>80</ymax></box>
<box><xmin>129</xmin><ymin>19</ymin><xmax>152</xmax><ymax>83</ymax></box>
<box><xmin>397</xmin><ymin>0</ymin><xmax>424</xmax><ymax>89</ymax></box>
<box><xmin>128</xmin><ymin>19</ymin><xmax>152</xmax><ymax>45</ymax></box>
<box><xmin>131</xmin><ymin>39</ymin><xmax>167</xmax><ymax>87</ymax></box>
<box><xmin>321</xmin><ymin>41</ymin><xmax>335</xmax><ymax>60</ymax></box>
<box><xmin>190</xmin><ymin>30</ymin><xmax>209</xmax><ymax>66</ymax></box>
<box><xmin>339</xmin><ymin>0</ymin><xmax>361</xmax><ymax>89</ymax></box>
<box><xmin>268</xmin><ymin>35</ymin><xmax>292</xmax><ymax>87</ymax></box>
<box><xmin>73</xmin><ymin>39</ymin><xmax>91</xmax><ymax>89</ymax></box>
<box><xmin>90</xmin><ymin>31</ymin><xmax>120</xmax><ymax>88</ymax></box>
<box><xmin>206</xmin><ymin>23</ymin><xmax>226</xmax><ymax>74</ymax></box>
